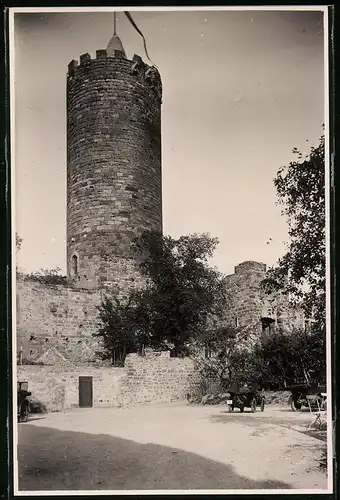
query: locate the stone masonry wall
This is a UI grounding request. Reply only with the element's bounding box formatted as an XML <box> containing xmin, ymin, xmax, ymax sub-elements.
<box><xmin>224</xmin><ymin>261</ymin><xmax>305</xmax><ymax>333</ymax></box>
<box><xmin>16</xmin><ymin>277</ymin><xmax>103</xmax><ymax>363</ymax></box>
<box><xmin>67</xmin><ymin>50</ymin><xmax>162</xmax><ymax>290</ymax></box>
<box><xmin>118</xmin><ymin>352</ymin><xmax>201</xmax><ymax>406</ymax></box>
<box><xmin>69</xmin><ymin>255</ymin><xmax>148</xmax><ymax>298</ymax></box>
<box><xmin>17</xmin><ymin>365</ymin><xmax>125</xmax><ymax>412</ymax></box>
<box><xmin>17</xmin><ymin>352</ymin><xmax>201</xmax><ymax>412</ymax></box>
<box><xmin>225</xmin><ymin>261</ymin><xmax>268</xmax><ymax>330</ymax></box>
<box><xmin>17</xmin><ymin>260</ymin><xmax>306</xmax><ymax>365</ymax></box>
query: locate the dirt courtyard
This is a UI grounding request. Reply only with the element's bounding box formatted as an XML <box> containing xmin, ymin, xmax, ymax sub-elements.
<box><xmin>17</xmin><ymin>402</ymin><xmax>329</xmax><ymax>492</ymax></box>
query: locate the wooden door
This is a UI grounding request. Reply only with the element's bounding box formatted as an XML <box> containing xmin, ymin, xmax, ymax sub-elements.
<box><xmin>79</xmin><ymin>376</ymin><xmax>93</xmax><ymax>408</ymax></box>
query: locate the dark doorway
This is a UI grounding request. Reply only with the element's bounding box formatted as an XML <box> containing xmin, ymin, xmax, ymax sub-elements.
<box><xmin>261</xmin><ymin>317</ymin><xmax>275</xmax><ymax>334</ymax></box>
<box><xmin>79</xmin><ymin>376</ymin><xmax>93</xmax><ymax>408</ymax></box>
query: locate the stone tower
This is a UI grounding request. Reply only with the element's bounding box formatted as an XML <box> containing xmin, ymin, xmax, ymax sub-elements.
<box><xmin>66</xmin><ymin>34</ymin><xmax>163</xmax><ymax>290</ymax></box>
<box><xmin>225</xmin><ymin>261</ymin><xmax>305</xmax><ymax>334</ymax></box>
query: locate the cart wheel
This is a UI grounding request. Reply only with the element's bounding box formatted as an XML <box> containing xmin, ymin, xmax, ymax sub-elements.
<box><xmin>288</xmin><ymin>395</ymin><xmax>301</xmax><ymax>412</ymax></box>
<box><xmin>260</xmin><ymin>397</ymin><xmax>265</xmax><ymax>412</ymax></box>
<box><xmin>20</xmin><ymin>412</ymin><xmax>28</xmax><ymax>423</ymax></box>
<box><xmin>251</xmin><ymin>398</ymin><xmax>257</xmax><ymax>413</ymax></box>
<box><xmin>240</xmin><ymin>406</ymin><xmax>244</xmax><ymax>413</ymax></box>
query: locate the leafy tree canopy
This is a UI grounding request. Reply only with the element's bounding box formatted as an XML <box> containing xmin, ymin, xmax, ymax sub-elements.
<box><xmin>250</xmin><ymin>328</ymin><xmax>326</xmax><ymax>388</ymax></box>
<box><xmin>263</xmin><ymin>133</ymin><xmax>326</xmax><ymax>330</ymax></box>
<box><xmin>195</xmin><ymin>325</ymin><xmax>326</xmax><ymax>392</ymax></box>
<box><xmin>95</xmin><ymin>296</ymin><xmax>142</xmax><ymax>364</ymax></box>
<box><xmin>95</xmin><ymin>230</ymin><xmax>228</xmax><ymax>361</ymax></box>
<box><xmin>193</xmin><ymin>322</ymin><xmax>260</xmax><ymax>389</ymax></box>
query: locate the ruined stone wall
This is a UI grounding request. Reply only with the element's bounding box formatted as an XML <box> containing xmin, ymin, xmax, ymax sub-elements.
<box><xmin>16</xmin><ymin>259</ymin><xmax>306</xmax><ymax>365</ymax></box>
<box><xmin>225</xmin><ymin>261</ymin><xmax>267</xmax><ymax>330</ymax></box>
<box><xmin>16</xmin><ymin>277</ymin><xmax>103</xmax><ymax>364</ymax></box>
<box><xmin>274</xmin><ymin>293</ymin><xmax>306</xmax><ymax>332</ymax></box>
<box><xmin>16</xmin><ymin>352</ymin><xmax>201</xmax><ymax>412</ymax></box>
<box><xmin>224</xmin><ymin>261</ymin><xmax>305</xmax><ymax>333</ymax></box>
<box><xmin>66</xmin><ymin>50</ymin><xmax>162</xmax><ymax>290</ymax></box>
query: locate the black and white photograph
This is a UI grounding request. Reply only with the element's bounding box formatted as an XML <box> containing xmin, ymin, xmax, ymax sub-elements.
<box><xmin>10</xmin><ymin>6</ymin><xmax>332</xmax><ymax>494</ymax></box>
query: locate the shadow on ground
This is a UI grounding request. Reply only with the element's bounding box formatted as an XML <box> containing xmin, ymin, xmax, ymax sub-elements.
<box><xmin>268</xmin><ymin>407</ymin><xmax>312</xmax><ymax>413</ymax></box>
<box><xmin>18</xmin><ymin>424</ymin><xmax>291</xmax><ymax>491</ymax></box>
<box><xmin>211</xmin><ymin>412</ymin><xmax>300</xmax><ymax>427</ymax></box>
<box><xmin>213</xmin><ymin>412</ymin><xmax>321</xmax><ymax>428</ymax></box>
<box><xmin>304</xmin><ymin>430</ymin><xmax>328</xmax><ymax>443</ymax></box>
<box><xmin>22</xmin><ymin>416</ymin><xmax>46</xmax><ymax>423</ymax></box>
<box><xmin>211</xmin><ymin>413</ymin><xmax>328</xmax><ymax>444</ymax></box>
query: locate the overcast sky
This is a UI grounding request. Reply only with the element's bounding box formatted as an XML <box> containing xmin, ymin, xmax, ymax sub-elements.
<box><xmin>12</xmin><ymin>8</ymin><xmax>325</xmax><ymax>276</ymax></box>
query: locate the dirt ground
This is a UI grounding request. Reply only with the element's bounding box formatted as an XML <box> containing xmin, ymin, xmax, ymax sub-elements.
<box><xmin>16</xmin><ymin>402</ymin><xmax>329</xmax><ymax>492</ymax></box>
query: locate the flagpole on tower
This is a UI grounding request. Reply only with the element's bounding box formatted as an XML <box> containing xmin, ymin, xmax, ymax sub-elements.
<box><xmin>114</xmin><ymin>11</ymin><xmax>117</xmax><ymax>36</ymax></box>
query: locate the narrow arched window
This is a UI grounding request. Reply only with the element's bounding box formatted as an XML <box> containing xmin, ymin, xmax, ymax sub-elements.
<box><xmin>72</xmin><ymin>254</ymin><xmax>78</xmax><ymax>275</ymax></box>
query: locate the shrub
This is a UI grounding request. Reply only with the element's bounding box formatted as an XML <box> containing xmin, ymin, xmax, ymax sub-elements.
<box><xmin>29</xmin><ymin>399</ymin><xmax>48</xmax><ymax>414</ymax></box>
<box><xmin>23</xmin><ymin>268</ymin><xmax>67</xmax><ymax>286</ymax></box>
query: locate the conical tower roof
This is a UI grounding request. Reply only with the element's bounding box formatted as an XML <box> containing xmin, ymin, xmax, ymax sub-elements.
<box><xmin>107</xmin><ymin>34</ymin><xmax>126</xmax><ymax>58</ymax></box>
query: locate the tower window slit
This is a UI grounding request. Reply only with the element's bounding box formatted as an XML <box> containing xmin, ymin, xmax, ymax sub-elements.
<box><xmin>72</xmin><ymin>254</ymin><xmax>78</xmax><ymax>275</ymax></box>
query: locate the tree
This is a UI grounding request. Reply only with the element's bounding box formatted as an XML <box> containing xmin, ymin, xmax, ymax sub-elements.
<box><xmin>135</xmin><ymin>230</ymin><xmax>228</xmax><ymax>355</ymax></box>
<box><xmin>95</xmin><ymin>295</ymin><xmax>142</xmax><ymax>365</ymax></box>
<box><xmin>249</xmin><ymin>327</ymin><xmax>326</xmax><ymax>389</ymax></box>
<box><xmin>264</xmin><ymin>133</ymin><xmax>326</xmax><ymax>331</ymax></box>
<box><xmin>190</xmin><ymin>322</ymin><xmax>326</xmax><ymax>396</ymax></box>
<box><xmin>95</xmin><ymin>230</ymin><xmax>228</xmax><ymax>360</ymax></box>
<box><xmin>193</xmin><ymin>323</ymin><xmax>261</xmax><ymax>390</ymax></box>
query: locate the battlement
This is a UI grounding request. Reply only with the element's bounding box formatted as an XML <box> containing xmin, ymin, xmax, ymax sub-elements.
<box><xmin>67</xmin><ymin>50</ymin><xmax>162</xmax><ymax>99</ymax></box>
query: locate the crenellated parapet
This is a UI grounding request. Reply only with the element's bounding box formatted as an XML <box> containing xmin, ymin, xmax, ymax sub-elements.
<box><xmin>67</xmin><ymin>50</ymin><xmax>162</xmax><ymax>103</ymax></box>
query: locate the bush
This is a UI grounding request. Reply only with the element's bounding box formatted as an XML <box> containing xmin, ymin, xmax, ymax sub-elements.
<box><xmin>22</xmin><ymin>268</ymin><xmax>67</xmax><ymax>286</ymax></box>
<box><xmin>29</xmin><ymin>399</ymin><xmax>47</xmax><ymax>414</ymax></box>
<box><xmin>193</xmin><ymin>326</ymin><xmax>326</xmax><ymax>393</ymax></box>
<box><xmin>250</xmin><ymin>328</ymin><xmax>326</xmax><ymax>389</ymax></box>
<box><xmin>187</xmin><ymin>377</ymin><xmax>223</xmax><ymax>403</ymax></box>
<box><xmin>263</xmin><ymin>390</ymin><xmax>291</xmax><ymax>406</ymax></box>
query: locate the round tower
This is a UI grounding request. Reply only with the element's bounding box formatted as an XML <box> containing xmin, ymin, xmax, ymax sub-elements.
<box><xmin>66</xmin><ymin>35</ymin><xmax>162</xmax><ymax>290</ymax></box>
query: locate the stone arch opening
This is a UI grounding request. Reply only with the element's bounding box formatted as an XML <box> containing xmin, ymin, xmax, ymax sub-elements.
<box><xmin>261</xmin><ymin>317</ymin><xmax>275</xmax><ymax>334</ymax></box>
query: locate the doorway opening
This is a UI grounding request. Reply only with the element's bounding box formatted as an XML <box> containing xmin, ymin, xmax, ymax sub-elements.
<box><xmin>78</xmin><ymin>376</ymin><xmax>93</xmax><ymax>408</ymax></box>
